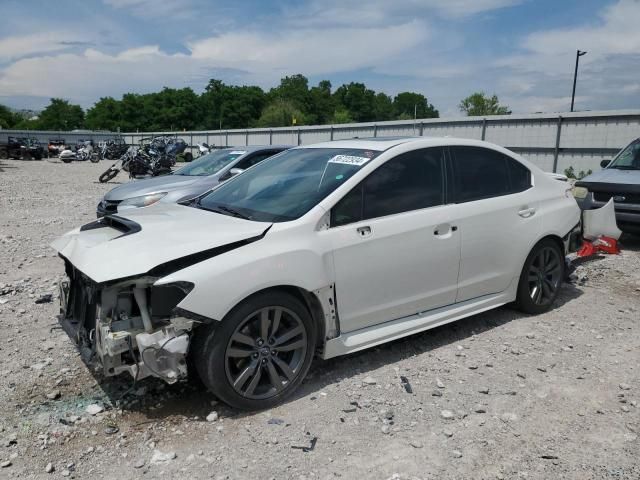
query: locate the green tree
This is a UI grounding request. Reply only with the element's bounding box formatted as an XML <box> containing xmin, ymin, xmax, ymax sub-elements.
<box><xmin>459</xmin><ymin>92</ymin><xmax>511</xmax><ymax>116</ymax></box>
<box><xmin>373</xmin><ymin>93</ymin><xmax>394</xmax><ymax>121</ymax></box>
<box><xmin>331</xmin><ymin>108</ymin><xmax>353</xmax><ymax>124</ymax></box>
<box><xmin>201</xmin><ymin>79</ymin><xmax>266</xmax><ymax>129</ymax></box>
<box><xmin>0</xmin><ymin>104</ymin><xmax>18</xmax><ymax>129</ymax></box>
<box><xmin>38</xmin><ymin>98</ymin><xmax>84</xmax><ymax>130</ymax></box>
<box><xmin>145</xmin><ymin>87</ymin><xmax>201</xmax><ymax>131</ymax></box>
<box><xmin>309</xmin><ymin>80</ymin><xmax>335</xmax><ymax>125</ymax></box>
<box><xmin>118</xmin><ymin>93</ymin><xmax>147</xmax><ymax>132</ymax></box>
<box><xmin>333</xmin><ymin>82</ymin><xmax>376</xmax><ymax>122</ymax></box>
<box><xmin>393</xmin><ymin>92</ymin><xmax>439</xmax><ymax>119</ymax></box>
<box><xmin>85</xmin><ymin>97</ymin><xmax>121</xmax><ymax>131</ymax></box>
<box><xmin>270</xmin><ymin>74</ymin><xmax>311</xmax><ymax>113</ymax></box>
<box><xmin>257</xmin><ymin>99</ymin><xmax>305</xmax><ymax>127</ymax></box>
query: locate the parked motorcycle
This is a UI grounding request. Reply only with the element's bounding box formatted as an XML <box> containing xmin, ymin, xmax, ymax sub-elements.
<box><xmin>98</xmin><ymin>138</ymin><xmax>129</xmax><ymax>161</ymax></box>
<box><xmin>98</xmin><ymin>137</ymin><xmax>184</xmax><ymax>183</ymax></box>
<box><xmin>195</xmin><ymin>142</ymin><xmax>211</xmax><ymax>158</ymax></box>
<box><xmin>60</xmin><ymin>140</ymin><xmax>98</xmax><ymax>163</ymax></box>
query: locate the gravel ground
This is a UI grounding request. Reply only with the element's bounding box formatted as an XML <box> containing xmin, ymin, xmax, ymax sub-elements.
<box><xmin>1</xmin><ymin>158</ymin><xmax>639</xmax><ymax>480</ymax></box>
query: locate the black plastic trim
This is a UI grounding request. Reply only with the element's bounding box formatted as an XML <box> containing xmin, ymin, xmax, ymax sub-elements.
<box><xmin>146</xmin><ymin>228</ymin><xmax>269</xmax><ymax>278</ymax></box>
<box><xmin>575</xmin><ymin>181</ymin><xmax>640</xmax><ymax>195</ymax></box>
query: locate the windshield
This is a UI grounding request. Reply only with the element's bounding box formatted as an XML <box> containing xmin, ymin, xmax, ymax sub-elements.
<box><xmin>173</xmin><ymin>149</ymin><xmax>246</xmax><ymax>176</ymax></box>
<box><xmin>609</xmin><ymin>139</ymin><xmax>640</xmax><ymax>170</ymax></box>
<box><xmin>195</xmin><ymin>147</ymin><xmax>381</xmax><ymax>222</ymax></box>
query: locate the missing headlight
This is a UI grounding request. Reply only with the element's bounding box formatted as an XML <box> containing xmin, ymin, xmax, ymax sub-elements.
<box><xmin>150</xmin><ymin>282</ymin><xmax>194</xmax><ymax>318</ymax></box>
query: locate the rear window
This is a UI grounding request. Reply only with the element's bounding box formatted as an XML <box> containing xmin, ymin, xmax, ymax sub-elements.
<box><xmin>451</xmin><ymin>146</ymin><xmax>530</xmax><ymax>202</ymax></box>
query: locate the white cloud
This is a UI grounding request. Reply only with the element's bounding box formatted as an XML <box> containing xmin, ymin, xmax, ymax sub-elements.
<box><xmin>500</xmin><ymin>0</ymin><xmax>640</xmax><ymax>74</ymax></box>
<box><xmin>0</xmin><ymin>21</ymin><xmax>426</xmax><ymax>107</ymax></box>
<box><xmin>189</xmin><ymin>21</ymin><xmax>428</xmax><ymax>76</ymax></box>
<box><xmin>103</xmin><ymin>0</ymin><xmax>195</xmax><ymax>18</ymax></box>
<box><xmin>290</xmin><ymin>0</ymin><xmax>522</xmax><ymax>27</ymax></box>
<box><xmin>0</xmin><ymin>32</ymin><xmax>85</xmax><ymax>62</ymax></box>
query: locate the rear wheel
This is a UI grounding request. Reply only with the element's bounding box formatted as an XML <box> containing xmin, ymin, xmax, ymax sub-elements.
<box><xmin>516</xmin><ymin>239</ymin><xmax>564</xmax><ymax>314</ymax></box>
<box><xmin>192</xmin><ymin>291</ymin><xmax>315</xmax><ymax>410</ymax></box>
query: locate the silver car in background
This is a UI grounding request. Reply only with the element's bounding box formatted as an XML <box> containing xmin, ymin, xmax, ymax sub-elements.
<box><xmin>573</xmin><ymin>137</ymin><xmax>640</xmax><ymax>234</ymax></box>
<box><xmin>97</xmin><ymin>145</ymin><xmax>290</xmax><ymax>217</ymax></box>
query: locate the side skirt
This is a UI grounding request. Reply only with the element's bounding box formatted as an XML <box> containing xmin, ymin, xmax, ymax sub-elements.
<box><xmin>322</xmin><ymin>291</ymin><xmax>513</xmax><ymax>360</ymax></box>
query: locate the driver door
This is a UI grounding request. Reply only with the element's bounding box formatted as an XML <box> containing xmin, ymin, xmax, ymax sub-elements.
<box><xmin>325</xmin><ymin>147</ymin><xmax>461</xmax><ymax>333</ymax></box>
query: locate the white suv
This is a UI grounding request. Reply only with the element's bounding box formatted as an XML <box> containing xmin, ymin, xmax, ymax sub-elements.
<box><xmin>53</xmin><ymin>137</ymin><xmax>581</xmax><ymax>410</ymax></box>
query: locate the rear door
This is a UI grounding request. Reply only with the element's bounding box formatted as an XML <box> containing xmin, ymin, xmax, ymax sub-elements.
<box><xmin>447</xmin><ymin>146</ymin><xmax>542</xmax><ymax>302</ymax></box>
<box><xmin>326</xmin><ymin>147</ymin><xmax>461</xmax><ymax>332</ymax></box>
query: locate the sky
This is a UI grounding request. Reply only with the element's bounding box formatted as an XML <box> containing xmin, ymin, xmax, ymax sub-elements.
<box><xmin>1</xmin><ymin>0</ymin><xmax>639</xmax><ymax>117</ymax></box>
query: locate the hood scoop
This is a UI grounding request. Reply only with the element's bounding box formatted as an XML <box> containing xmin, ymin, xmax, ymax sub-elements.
<box><xmin>80</xmin><ymin>215</ymin><xmax>142</xmax><ymax>239</ymax></box>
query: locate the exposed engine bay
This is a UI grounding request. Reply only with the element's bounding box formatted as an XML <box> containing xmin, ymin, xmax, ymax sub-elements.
<box><xmin>58</xmin><ymin>258</ymin><xmax>198</xmax><ymax>384</ymax></box>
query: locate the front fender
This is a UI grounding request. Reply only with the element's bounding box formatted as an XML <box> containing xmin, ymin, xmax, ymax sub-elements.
<box><xmin>155</xmin><ymin>228</ymin><xmax>334</xmax><ymax>322</ymax></box>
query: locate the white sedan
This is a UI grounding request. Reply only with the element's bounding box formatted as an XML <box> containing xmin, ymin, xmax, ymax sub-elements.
<box><xmin>53</xmin><ymin>137</ymin><xmax>581</xmax><ymax>410</ymax></box>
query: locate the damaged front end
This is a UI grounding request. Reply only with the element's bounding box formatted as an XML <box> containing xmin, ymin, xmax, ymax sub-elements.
<box><xmin>58</xmin><ymin>259</ymin><xmax>199</xmax><ymax>384</ymax></box>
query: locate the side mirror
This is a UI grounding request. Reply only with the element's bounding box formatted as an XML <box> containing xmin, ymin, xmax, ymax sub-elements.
<box><xmin>600</xmin><ymin>159</ymin><xmax>611</xmax><ymax>168</ymax></box>
<box><xmin>229</xmin><ymin>167</ymin><xmax>244</xmax><ymax>176</ymax></box>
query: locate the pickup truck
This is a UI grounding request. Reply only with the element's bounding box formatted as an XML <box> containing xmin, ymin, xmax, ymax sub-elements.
<box><xmin>0</xmin><ymin>136</ymin><xmax>45</xmax><ymax>160</ymax></box>
<box><xmin>573</xmin><ymin>137</ymin><xmax>640</xmax><ymax>234</ymax></box>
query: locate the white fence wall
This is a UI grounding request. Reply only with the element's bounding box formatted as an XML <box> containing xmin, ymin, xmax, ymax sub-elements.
<box><xmin>2</xmin><ymin>110</ymin><xmax>639</xmax><ymax>173</ymax></box>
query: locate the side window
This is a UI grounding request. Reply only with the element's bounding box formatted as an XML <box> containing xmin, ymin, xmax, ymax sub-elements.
<box><xmin>331</xmin><ymin>148</ymin><xmax>444</xmax><ymax>227</ymax></box>
<box><xmin>506</xmin><ymin>156</ymin><xmax>532</xmax><ymax>193</ymax></box>
<box><xmin>235</xmin><ymin>151</ymin><xmax>277</xmax><ymax>170</ymax></box>
<box><xmin>451</xmin><ymin>146</ymin><xmax>512</xmax><ymax>202</ymax></box>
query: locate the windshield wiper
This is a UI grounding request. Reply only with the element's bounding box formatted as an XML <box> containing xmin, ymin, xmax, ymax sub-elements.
<box><xmin>610</xmin><ymin>165</ymin><xmax>639</xmax><ymax>170</ymax></box>
<box><xmin>216</xmin><ymin>205</ymin><xmax>251</xmax><ymax>220</ymax></box>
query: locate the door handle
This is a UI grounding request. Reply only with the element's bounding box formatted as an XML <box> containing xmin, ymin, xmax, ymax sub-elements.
<box><xmin>434</xmin><ymin>224</ymin><xmax>457</xmax><ymax>236</ymax></box>
<box><xmin>518</xmin><ymin>207</ymin><xmax>536</xmax><ymax>218</ymax></box>
<box><xmin>357</xmin><ymin>226</ymin><xmax>371</xmax><ymax>237</ymax></box>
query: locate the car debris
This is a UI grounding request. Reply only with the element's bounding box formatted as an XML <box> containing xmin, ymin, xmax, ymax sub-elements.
<box><xmin>400</xmin><ymin>375</ymin><xmax>413</xmax><ymax>393</ymax></box>
<box><xmin>291</xmin><ymin>436</ymin><xmax>318</xmax><ymax>452</ymax></box>
<box><xmin>35</xmin><ymin>293</ymin><xmax>53</xmax><ymax>304</ymax></box>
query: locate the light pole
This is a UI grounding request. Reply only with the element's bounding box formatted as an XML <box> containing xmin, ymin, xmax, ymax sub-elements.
<box><xmin>570</xmin><ymin>49</ymin><xmax>587</xmax><ymax>112</ymax></box>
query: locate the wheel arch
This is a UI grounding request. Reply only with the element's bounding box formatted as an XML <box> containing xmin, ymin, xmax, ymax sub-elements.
<box><xmin>198</xmin><ymin>285</ymin><xmax>331</xmax><ymax>350</ymax></box>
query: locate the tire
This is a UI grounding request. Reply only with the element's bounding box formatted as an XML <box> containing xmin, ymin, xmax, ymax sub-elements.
<box><xmin>90</xmin><ymin>155</ymin><xmax>100</xmax><ymax>163</ymax></box>
<box><xmin>61</xmin><ymin>158</ymin><xmax>72</xmax><ymax>164</ymax></box>
<box><xmin>515</xmin><ymin>239</ymin><xmax>565</xmax><ymax>314</ymax></box>
<box><xmin>99</xmin><ymin>168</ymin><xmax>118</xmax><ymax>183</ymax></box>
<box><xmin>0</xmin><ymin>149</ymin><xmax>7</xmax><ymax>160</ymax></box>
<box><xmin>184</xmin><ymin>152</ymin><xmax>193</xmax><ymax>163</ymax></box>
<box><xmin>192</xmin><ymin>291</ymin><xmax>316</xmax><ymax>410</ymax></box>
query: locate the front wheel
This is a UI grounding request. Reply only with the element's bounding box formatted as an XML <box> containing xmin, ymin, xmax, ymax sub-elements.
<box><xmin>515</xmin><ymin>239</ymin><xmax>565</xmax><ymax>314</ymax></box>
<box><xmin>90</xmin><ymin>154</ymin><xmax>100</xmax><ymax>163</ymax></box>
<box><xmin>192</xmin><ymin>291</ymin><xmax>316</xmax><ymax>410</ymax></box>
<box><xmin>99</xmin><ymin>168</ymin><xmax>119</xmax><ymax>183</ymax></box>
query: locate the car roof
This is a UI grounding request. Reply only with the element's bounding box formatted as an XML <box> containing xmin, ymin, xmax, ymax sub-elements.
<box><xmin>298</xmin><ymin>136</ymin><xmax>518</xmax><ymax>153</ymax></box>
<box><xmin>225</xmin><ymin>145</ymin><xmax>292</xmax><ymax>153</ymax></box>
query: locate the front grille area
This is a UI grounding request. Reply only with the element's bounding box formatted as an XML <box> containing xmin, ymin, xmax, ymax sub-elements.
<box><xmin>593</xmin><ymin>192</ymin><xmax>640</xmax><ymax>205</ymax></box>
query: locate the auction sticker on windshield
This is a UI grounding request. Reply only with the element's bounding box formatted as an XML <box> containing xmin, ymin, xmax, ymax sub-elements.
<box><xmin>328</xmin><ymin>155</ymin><xmax>371</xmax><ymax>166</ymax></box>
<box><xmin>229</xmin><ymin>151</ymin><xmax>247</xmax><ymax>155</ymax></box>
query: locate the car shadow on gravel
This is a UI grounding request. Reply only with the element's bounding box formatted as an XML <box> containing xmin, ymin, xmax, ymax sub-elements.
<box><xmin>88</xmin><ymin>283</ymin><xmax>585</xmax><ymax>423</ymax></box>
<box><xmin>0</xmin><ymin>160</ymin><xmax>18</xmax><ymax>171</ymax></box>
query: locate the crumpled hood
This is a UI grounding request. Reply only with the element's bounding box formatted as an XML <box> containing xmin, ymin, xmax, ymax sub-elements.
<box><xmin>104</xmin><ymin>175</ymin><xmax>198</xmax><ymax>201</ymax></box>
<box><xmin>51</xmin><ymin>203</ymin><xmax>271</xmax><ymax>283</ymax></box>
<box><xmin>578</xmin><ymin>168</ymin><xmax>640</xmax><ymax>186</ymax></box>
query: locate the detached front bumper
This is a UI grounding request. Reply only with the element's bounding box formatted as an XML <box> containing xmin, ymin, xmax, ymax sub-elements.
<box><xmin>576</xmin><ymin>193</ymin><xmax>640</xmax><ymax>233</ymax></box>
<box><xmin>57</xmin><ymin>264</ymin><xmax>195</xmax><ymax>384</ymax></box>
